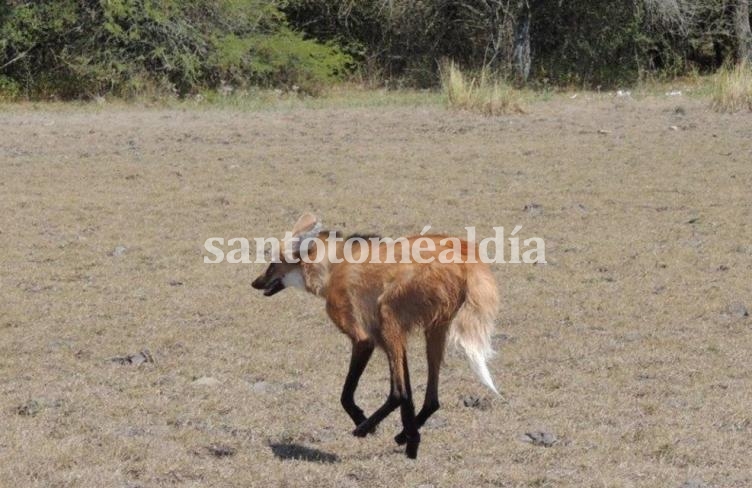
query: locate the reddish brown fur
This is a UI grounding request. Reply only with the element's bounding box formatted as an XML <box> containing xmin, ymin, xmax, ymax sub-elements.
<box><xmin>252</xmin><ymin>215</ymin><xmax>499</xmax><ymax>459</ymax></box>
<box><xmin>307</xmin><ymin>235</ymin><xmax>470</xmax><ymax>342</ymax></box>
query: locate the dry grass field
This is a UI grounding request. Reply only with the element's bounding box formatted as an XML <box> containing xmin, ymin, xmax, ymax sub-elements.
<box><xmin>1</xmin><ymin>93</ymin><xmax>751</xmax><ymax>488</ymax></box>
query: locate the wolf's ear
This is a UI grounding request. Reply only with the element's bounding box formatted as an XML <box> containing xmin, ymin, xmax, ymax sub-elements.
<box><xmin>289</xmin><ymin>213</ymin><xmax>322</xmax><ymax>255</ymax></box>
<box><xmin>292</xmin><ymin>212</ymin><xmax>320</xmax><ymax>238</ymax></box>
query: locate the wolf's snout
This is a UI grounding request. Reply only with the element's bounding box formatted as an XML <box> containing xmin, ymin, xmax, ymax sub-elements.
<box><xmin>252</xmin><ymin>275</ymin><xmax>284</xmax><ymax>296</ymax></box>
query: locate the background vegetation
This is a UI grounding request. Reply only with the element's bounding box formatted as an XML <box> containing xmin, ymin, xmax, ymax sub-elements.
<box><xmin>1</xmin><ymin>0</ymin><xmax>751</xmax><ymax>99</ymax></box>
<box><xmin>0</xmin><ymin>0</ymin><xmax>350</xmax><ymax>99</ymax></box>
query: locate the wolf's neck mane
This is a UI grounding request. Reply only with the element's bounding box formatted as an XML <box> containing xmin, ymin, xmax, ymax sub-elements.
<box><xmin>299</xmin><ymin>234</ymin><xmax>340</xmax><ymax>297</ymax></box>
<box><xmin>301</xmin><ymin>260</ymin><xmax>329</xmax><ymax>297</ymax></box>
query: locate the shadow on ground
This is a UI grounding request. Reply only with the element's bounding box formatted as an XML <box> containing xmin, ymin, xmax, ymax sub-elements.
<box><xmin>268</xmin><ymin>442</ymin><xmax>340</xmax><ymax>463</ymax></box>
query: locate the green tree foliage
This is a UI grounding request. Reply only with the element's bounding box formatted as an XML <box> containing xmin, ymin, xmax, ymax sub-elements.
<box><xmin>284</xmin><ymin>0</ymin><xmax>747</xmax><ymax>87</ymax></box>
<box><xmin>0</xmin><ymin>0</ymin><xmax>350</xmax><ymax>99</ymax></box>
<box><xmin>1</xmin><ymin>0</ymin><xmax>749</xmax><ymax>97</ymax></box>
<box><xmin>283</xmin><ymin>0</ymin><xmax>512</xmax><ymax>87</ymax></box>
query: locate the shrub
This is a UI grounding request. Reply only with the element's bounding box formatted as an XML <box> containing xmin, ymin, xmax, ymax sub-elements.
<box><xmin>442</xmin><ymin>62</ymin><xmax>523</xmax><ymax>116</ymax></box>
<box><xmin>0</xmin><ymin>75</ymin><xmax>21</xmax><ymax>101</ymax></box>
<box><xmin>711</xmin><ymin>62</ymin><xmax>752</xmax><ymax>112</ymax></box>
<box><xmin>211</xmin><ymin>29</ymin><xmax>350</xmax><ymax>94</ymax></box>
<box><xmin>0</xmin><ymin>0</ymin><xmax>350</xmax><ymax>99</ymax></box>
<box><xmin>285</xmin><ymin>0</ymin><xmax>741</xmax><ymax>89</ymax></box>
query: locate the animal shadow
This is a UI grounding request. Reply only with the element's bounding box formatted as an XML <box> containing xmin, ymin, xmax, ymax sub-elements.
<box><xmin>268</xmin><ymin>442</ymin><xmax>340</xmax><ymax>464</ymax></box>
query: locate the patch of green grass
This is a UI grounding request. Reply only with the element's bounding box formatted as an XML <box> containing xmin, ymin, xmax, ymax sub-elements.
<box><xmin>183</xmin><ymin>86</ymin><xmax>444</xmax><ymax>111</ymax></box>
<box><xmin>0</xmin><ymin>86</ymin><xmax>444</xmax><ymax>113</ymax></box>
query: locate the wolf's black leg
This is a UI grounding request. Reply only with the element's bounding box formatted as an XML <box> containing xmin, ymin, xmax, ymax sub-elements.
<box><xmin>341</xmin><ymin>340</ymin><xmax>374</xmax><ymax>429</ymax></box>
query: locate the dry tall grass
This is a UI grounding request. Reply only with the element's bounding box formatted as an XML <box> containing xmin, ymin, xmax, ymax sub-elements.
<box><xmin>441</xmin><ymin>62</ymin><xmax>524</xmax><ymax>116</ymax></box>
<box><xmin>711</xmin><ymin>62</ymin><xmax>752</xmax><ymax>112</ymax></box>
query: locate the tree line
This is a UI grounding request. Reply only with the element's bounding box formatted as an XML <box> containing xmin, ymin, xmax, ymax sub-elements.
<box><xmin>1</xmin><ymin>0</ymin><xmax>750</xmax><ymax>99</ymax></box>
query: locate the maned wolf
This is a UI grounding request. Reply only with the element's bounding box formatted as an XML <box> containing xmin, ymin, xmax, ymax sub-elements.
<box><xmin>252</xmin><ymin>213</ymin><xmax>499</xmax><ymax>459</ymax></box>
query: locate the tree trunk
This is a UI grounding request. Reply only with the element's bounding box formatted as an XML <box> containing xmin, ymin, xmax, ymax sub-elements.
<box><xmin>735</xmin><ymin>0</ymin><xmax>752</xmax><ymax>64</ymax></box>
<box><xmin>513</xmin><ymin>1</ymin><xmax>531</xmax><ymax>84</ymax></box>
<box><xmin>481</xmin><ymin>0</ymin><xmax>508</xmax><ymax>72</ymax></box>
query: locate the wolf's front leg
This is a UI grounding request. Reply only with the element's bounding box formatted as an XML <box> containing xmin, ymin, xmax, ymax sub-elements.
<box><xmin>340</xmin><ymin>339</ymin><xmax>375</xmax><ymax>430</ymax></box>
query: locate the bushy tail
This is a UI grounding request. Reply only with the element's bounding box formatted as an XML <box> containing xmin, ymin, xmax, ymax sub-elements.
<box><xmin>449</xmin><ymin>264</ymin><xmax>500</xmax><ymax>395</ymax></box>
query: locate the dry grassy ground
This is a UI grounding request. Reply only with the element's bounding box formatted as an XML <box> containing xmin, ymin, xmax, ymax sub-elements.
<box><xmin>1</xmin><ymin>94</ymin><xmax>751</xmax><ymax>488</ymax></box>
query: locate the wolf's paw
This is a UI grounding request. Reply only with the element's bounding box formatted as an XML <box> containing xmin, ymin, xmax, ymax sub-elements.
<box><xmin>352</xmin><ymin>421</ymin><xmax>376</xmax><ymax>437</ymax></box>
<box><xmin>404</xmin><ymin>433</ymin><xmax>420</xmax><ymax>459</ymax></box>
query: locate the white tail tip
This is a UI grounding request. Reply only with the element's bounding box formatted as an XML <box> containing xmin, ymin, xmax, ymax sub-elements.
<box><xmin>477</xmin><ymin>361</ymin><xmax>500</xmax><ymax>396</ymax></box>
<box><xmin>466</xmin><ymin>348</ymin><xmax>500</xmax><ymax>396</ymax></box>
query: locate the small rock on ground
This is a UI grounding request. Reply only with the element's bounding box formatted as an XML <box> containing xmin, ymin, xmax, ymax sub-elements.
<box><xmin>726</xmin><ymin>302</ymin><xmax>749</xmax><ymax>318</ymax></box>
<box><xmin>679</xmin><ymin>480</ymin><xmax>706</xmax><ymax>488</ymax></box>
<box><xmin>523</xmin><ymin>202</ymin><xmax>543</xmax><ymax>215</ymax></box>
<box><xmin>111</xmin><ymin>245</ymin><xmax>127</xmax><ymax>257</ymax></box>
<box><xmin>17</xmin><ymin>399</ymin><xmax>42</xmax><ymax>417</ymax></box>
<box><xmin>110</xmin><ymin>350</ymin><xmax>153</xmax><ymax>365</ymax></box>
<box><xmin>461</xmin><ymin>395</ymin><xmax>493</xmax><ymax>411</ymax></box>
<box><xmin>192</xmin><ymin>376</ymin><xmax>221</xmax><ymax>387</ymax></box>
<box><xmin>250</xmin><ymin>380</ymin><xmax>277</xmax><ymax>393</ymax></box>
<box><xmin>521</xmin><ymin>431</ymin><xmax>557</xmax><ymax>447</ymax></box>
<box><xmin>207</xmin><ymin>444</ymin><xmax>236</xmax><ymax>457</ymax></box>
<box><xmin>284</xmin><ymin>381</ymin><xmax>305</xmax><ymax>391</ymax></box>
<box><xmin>424</xmin><ymin>416</ymin><xmax>447</xmax><ymax>430</ymax></box>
